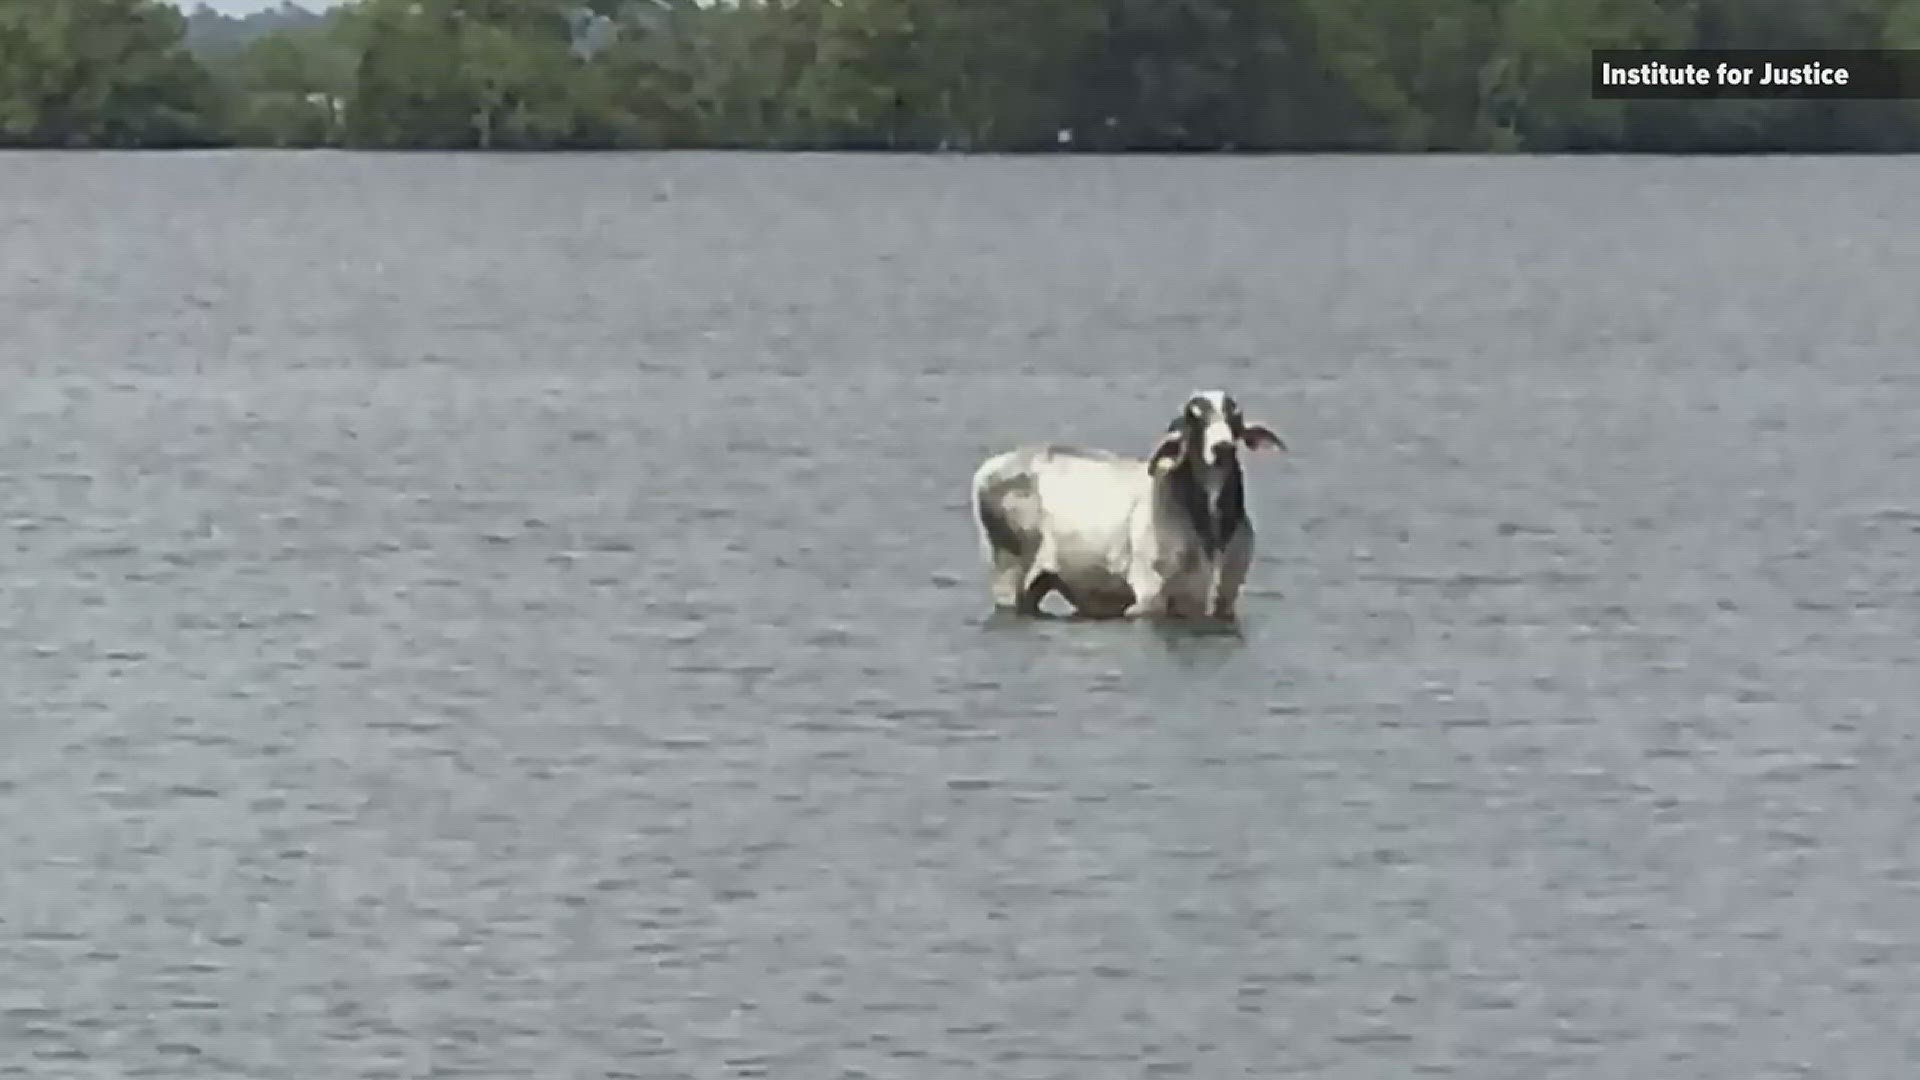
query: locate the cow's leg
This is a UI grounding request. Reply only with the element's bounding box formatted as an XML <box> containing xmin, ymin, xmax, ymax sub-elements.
<box><xmin>1122</xmin><ymin>564</ymin><xmax>1165</xmax><ymax>618</ymax></box>
<box><xmin>1159</xmin><ymin>574</ymin><xmax>1212</xmax><ymax>619</ymax></box>
<box><xmin>985</xmin><ymin>546</ymin><xmax>1029</xmax><ymax>609</ymax></box>
<box><xmin>1021</xmin><ymin>571</ymin><xmax>1067</xmax><ymax>614</ymax></box>
<box><xmin>1212</xmin><ymin>528</ymin><xmax>1255</xmax><ymax>620</ymax></box>
<box><xmin>1165</xmin><ymin>586</ymin><xmax>1204</xmax><ymax>619</ymax></box>
<box><xmin>1017</xmin><ymin>538</ymin><xmax>1065</xmax><ymax>615</ymax></box>
<box><xmin>989</xmin><ymin>563</ymin><xmax>1028</xmax><ymax>609</ymax></box>
<box><xmin>1066</xmin><ymin>584</ymin><xmax>1132</xmax><ymax>619</ymax></box>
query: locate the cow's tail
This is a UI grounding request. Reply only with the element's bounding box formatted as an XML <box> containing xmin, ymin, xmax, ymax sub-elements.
<box><xmin>970</xmin><ymin>453</ymin><xmax>1024</xmax><ymax>560</ymax></box>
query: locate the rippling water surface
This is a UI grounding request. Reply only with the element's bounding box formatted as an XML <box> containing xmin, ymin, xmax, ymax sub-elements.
<box><xmin>3</xmin><ymin>151</ymin><xmax>1919</xmax><ymax>1078</ymax></box>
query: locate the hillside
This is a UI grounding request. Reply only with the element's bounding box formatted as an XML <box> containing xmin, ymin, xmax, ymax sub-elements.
<box><xmin>183</xmin><ymin>2</ymin><xmax>325</xmax><ymax>54</ymax></box>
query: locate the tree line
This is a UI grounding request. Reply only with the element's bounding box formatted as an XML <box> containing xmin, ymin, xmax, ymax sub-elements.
<box><xmin>4</xmin><ymin>0</ymin><xmax>1920</xmax><ymax>152</ymax></box>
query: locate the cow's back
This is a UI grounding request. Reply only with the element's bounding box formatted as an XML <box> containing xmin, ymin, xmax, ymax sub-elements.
<box><xmin>1028</xmin><ymin>451</ymin><xmax>1144</xmax><ymax>533</ymax></box>
<box><xmin>1016</xmin><ymin>448</ymin><xmax>1145</xmax><ymax>582</ymax></box>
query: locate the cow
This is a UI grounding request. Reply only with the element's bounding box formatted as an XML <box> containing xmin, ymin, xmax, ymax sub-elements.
<box><xmin>969</xmin><ymin>390</ymin><xmax>1287</xmax><ymax>619</ymax></box>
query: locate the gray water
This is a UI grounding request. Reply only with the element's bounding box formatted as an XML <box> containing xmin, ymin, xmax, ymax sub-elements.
<box><xmin>3</xmin><ymin>151</ymin><xmax>1918</xmax><ymax>1078</ymax></box>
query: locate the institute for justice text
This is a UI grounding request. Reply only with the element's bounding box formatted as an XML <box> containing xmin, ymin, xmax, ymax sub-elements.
<box><xmin>1600</xmin><ymin>60</ymin><xmax>1853</xmax><ymax>87</ymax></box>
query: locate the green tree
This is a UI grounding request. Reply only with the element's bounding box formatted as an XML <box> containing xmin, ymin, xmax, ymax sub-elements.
<box><xmin>1482</xmin><ymin>0</ymin><xmax>1686</xmax><ymax>151</ymax></box>
<box><xmin>212</xmin><ymin>18</ymin><xmax>356</xmax><ymax>147</ymax></box>
<box><xmin>0</xmin><ymin>0</ymin><xmax>224</xmax><ymax>147</ymax></box>
<box><xmin>790</xmin><ymin>0</ymin><xmax>921</xmax><ymax>147</ymax></box>
<box><xmin>341</xmin><ymin>0</ymin><xmax>475</xmax><ymax>147</ymax></box>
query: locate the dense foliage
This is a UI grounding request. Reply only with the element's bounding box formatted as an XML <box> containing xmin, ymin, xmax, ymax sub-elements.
<box><xmin>4</xmin><ymin>0</ymin><xmax>1920</xmax><ymax>151</ymax></box>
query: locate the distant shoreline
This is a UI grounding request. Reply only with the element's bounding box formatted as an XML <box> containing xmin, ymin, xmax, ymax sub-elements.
<box><xmin>4</xmin><ymin>146</ymin><xmax>1918</xmax><ymax>157</ymax></box>
<box><xmin>18</xmin><ymin>2</ymin><xmax>1917</xmax><ymax>163</ymax></box>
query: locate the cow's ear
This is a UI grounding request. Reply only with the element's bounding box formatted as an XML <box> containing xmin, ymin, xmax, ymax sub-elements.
<box><xmin>1240</xmin><ymin>422</ymin><xmax>1286</xmax><ymax>452</ymax></box>
<box><xmin>1147</xmin><ymin>430</ymin><xmax>1186</xmax><ymax>477</ymax></box>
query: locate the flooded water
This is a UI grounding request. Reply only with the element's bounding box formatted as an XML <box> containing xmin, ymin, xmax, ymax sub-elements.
<box><xmin>3</xmin><ymin>150</ymin><xmax>1918</xmax><ymax>1078</ymax></box>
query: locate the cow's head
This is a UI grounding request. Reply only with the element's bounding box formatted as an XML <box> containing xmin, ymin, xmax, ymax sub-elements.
<box><xmin>1148</xmin><ymin>390</ymin><xmax>1285</xmax><ymax>478</ymax></box>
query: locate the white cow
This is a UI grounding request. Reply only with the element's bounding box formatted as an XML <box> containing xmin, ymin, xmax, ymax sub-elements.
<box><xmin>970</xmin><ymin>390</ymin><xmax>1287</xmax><ymax>619</ymax></box>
